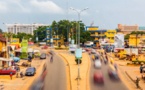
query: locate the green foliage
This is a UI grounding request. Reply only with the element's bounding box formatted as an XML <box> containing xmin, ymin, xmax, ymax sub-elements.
<box><xmin>125</xmin><ymin>34</ymin><xmax>130</xmax><ymax>40</ymax></box>
<box><xmin>13</xmin><ymin>32</ymin><xmax>33</xmax><ymax>42</ymax></box>
<box><xmin>33</xmin><ymin>26</ymin><xmax>49</xmax><ymax>42</ymax></box>
<box><xmin>131</xmin><ymin>31</ymin><xmax>145</xmax><ymax>35</ymax></box>
<box><xmin>0</xmin><ymin>28</ymin><xmax>3</xmax><ymax>33</ymax></box>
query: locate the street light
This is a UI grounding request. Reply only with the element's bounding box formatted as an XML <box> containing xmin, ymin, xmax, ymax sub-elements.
<box><xmin>70</xmin><ymin>7</ymin><xmax>89</xmax><ymax>82</ymax></box>
<box><xmin>70</xmin><ymin>7</ymin><xmax>89</xmax><ymax>48</ymax></box>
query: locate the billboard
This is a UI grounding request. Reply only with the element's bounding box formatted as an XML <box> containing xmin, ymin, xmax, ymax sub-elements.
<box><xmin>11</xmin><ymin>38</ymin><xmax>19</xmax><ymax>44</ymax></box>
<box><xmin>114</xmin><ymin>34</ymin><xmax>124</xmax><ymax>49</ymax></box>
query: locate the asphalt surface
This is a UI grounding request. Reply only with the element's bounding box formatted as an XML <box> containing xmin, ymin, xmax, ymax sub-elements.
<box><xmin>89</xmin><ymin>53</ymin><xmax>129</xmax><ymax>90</ymax></box>
<box><xmin>43</xmin><ymin>52</ymin><xmax>67</xmax><ymax>90</ymax></box>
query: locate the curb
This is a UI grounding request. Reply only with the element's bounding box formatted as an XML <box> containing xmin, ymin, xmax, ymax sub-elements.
<box><xmin>59</xmin><ymin>53</ymin><xmax>72</xmax><ymax>90</ymax></box>
<box><xmin>125</xmin><ymin>71</ymin><xmax>143</xmax><ymax>90</ymax></box>
<box><xmin>21</xmin><ymin>61</ymin><xmax>46</xmax><ymax>90</ymax></box>
<box><xmin>86</xmin><ymin>53</ymin><xmax>91</xmax><ymax>90</ymax></box>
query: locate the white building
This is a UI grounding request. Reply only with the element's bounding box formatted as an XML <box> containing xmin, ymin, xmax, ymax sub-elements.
<box><xmin>6</xmin><ymin>23</ymin><xmax>49</xmax><ymax>35</ymax></box>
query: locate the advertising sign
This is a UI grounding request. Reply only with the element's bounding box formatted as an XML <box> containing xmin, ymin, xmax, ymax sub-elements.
<box><xmin>114</xmin><ymin>34</ymin><xmax>124</xmax><ymax>49</ymax></box>
<box><xmin>11</xmin><ymin>38</ymin><xmax>19</xmax><ymax>44</ymax></box>
<box><xmin>75</xmin><ymin>48</ymin><xmax>82</xmax><ymax>59</ymax></box>
<box><xmin>21</xmin><ymin>39</ymin><xmax>28</xmax><ymax>59</ymax></box>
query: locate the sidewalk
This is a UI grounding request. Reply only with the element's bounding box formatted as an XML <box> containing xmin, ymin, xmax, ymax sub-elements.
<box><xmin>107</xmin><ymin>53</ymin><xmax>144</xmax><ymax>90</ymax></box>
<box><xmin>59</xmin><ymin>52</ymin><xmax>91</xmax><ymax>90</ymax></box>
<box><xmin>0</xmin><ymin>60</ymin><xmax>46</xmax><ymax>90</ymax></box>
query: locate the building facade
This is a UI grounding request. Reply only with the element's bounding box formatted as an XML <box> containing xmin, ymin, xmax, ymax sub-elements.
<box><xmin>106</xmin><ymin>30</ymin><xmax>117</xmax><ymax>43</ymax></box>
<box><xmin>6</xmin><ymin>23</ymin><xmax>49</xmax><ymax>35</ymax></box>
<box><xmin>118</xmin><ymin>24</ymin><xmax>138</xmax><ymax>34</ymax></box>
<box><xmin>0</xmin><ymin>34</ymin><xmax>6</xmax><ymax>57</ymax></box>
<box><xmin>86</xmin><ymin>26</ymin><xmax>116</xmax><ymax>46</ymax></box>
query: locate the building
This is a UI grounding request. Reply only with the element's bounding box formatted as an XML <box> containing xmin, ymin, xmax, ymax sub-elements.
<box><xmin>0</xmin><ymin>34</ymin><xmax>6</xmax><ymax>57</ymax></box>
<box><xmin>129</xmin><ymin>34</ymin><xmax>145</xmax><ymax>47</ymax></box>
<box><xmin>46</xmin><ymin>27</ymin><xmax>62</xmax><ymax>46</ymax></box>
<box><xmin>106</xmin><ymin>30</ymin><xmax>117</xmax><ymax>43</ymax></box>
<box><xmin>86</xmin><ymin>26</ymin><xmax>116</xmax><ymax>46</ymax></box>
<box><xmin>6</xmin><ymin>23</ymin><xmax>49</xmax><ymax>35</ymax></box>
<box><xmin>118</xmin><ymin>24</ymin><xmax>138</xmax><ymax>34</ymax></box>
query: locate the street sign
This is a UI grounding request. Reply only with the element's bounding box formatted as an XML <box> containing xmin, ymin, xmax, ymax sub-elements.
<box><xmin>75</xmin><ymin>48</ymin><xmax>82</xmax><ymax>59</ymax></box>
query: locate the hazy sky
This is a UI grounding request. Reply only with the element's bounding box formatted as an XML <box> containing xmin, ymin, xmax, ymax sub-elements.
<box><xmin>0</xmin><ymin>0</ymin><xmax>145</xmax><ymax>31</ymax></box>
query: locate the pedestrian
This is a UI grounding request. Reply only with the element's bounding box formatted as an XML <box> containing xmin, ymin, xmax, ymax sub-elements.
<box><xmin>20</xmin><ymin>72</ymin><xmax>23</xmax><ymax>78</ymax></box>
<box><xmin>114</xmin><ymin>63</ymin><xmax>118</xmax><ymax>71</ymax></box>
<box><xmin>50</xmin><ymin>56</ymin><xmax>53</xmax><ymax>63</ymax></box>
<box><xmin>136</xmin><ymin>76</ymin><xmax>140</xmax><ymax>88</ymax></box>
<box><xmin>140</xmin><ymin>64</ymin><xmax>143</xmax><ymax>74</ymax></box>
<box><xmin>28</xmin><ymin>55</ymin><xmax>32</xmax><ymax>62</ymax></box>
<box><xmin>10</xmin><ymin>72</ymin><xmax>13</xmax><ymax>80</ymax></box>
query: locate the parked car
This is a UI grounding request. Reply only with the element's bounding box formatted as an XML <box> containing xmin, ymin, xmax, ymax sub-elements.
<box><xmin>11</xmin><ymin>57</ymin><xmax>20</xmax><ymax>62</ymax></box>
<box><xmin>22</xmin><ymin>62</ymin><xmax>31</xmax><ymax>67</ymax></box>
<box><xmin>94</xmin><ymin>71</ymin><xmax>104</xmax><ymax>84</ymax></box>
<box><xmin>94</xmin><ymin>60</ymin><xmax>101</xmax><ymax>68</ymax></box>
<box><xmin>0</xmin><ymin>68</ymin><xmax>16</xmax><ymax>75</ymax></box>
<box><xmin>25</xmin><ymin>67</ymin><xmax>36</xmax><ymax>76</ymax></box>
<box><xmin>40</xmin><ymin>53</ymin><xmax>46</xmax><ymax>59</ymax></box>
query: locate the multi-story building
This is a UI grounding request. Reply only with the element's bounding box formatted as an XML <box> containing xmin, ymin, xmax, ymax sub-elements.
<box><xmin>118</xmin><ymin>24</ymin><xmax>138</xmax><ymax>34</ymax></box>
<box><xmin>129</xmin><ymin>34</ymin><xmax>145</xmax><ymax>47</ymax></box>
<box><xmin>106</xmin><ymin>30</ymin><xmax>117</xmax><ymax>43</ymax></box>
<box><xmin>86</xmin><ymin>26</ymin><xmax>117</xmax><ymax>46</ymax></box>
<box><xmin>6</xmin><ymin>23</ymin><xmax>49</xmax><ymax>35</ymax></box>
<box><xmin>46</xmin><ymin>27</ymin><xmax>62</xmax><ymax>46</ymax></box>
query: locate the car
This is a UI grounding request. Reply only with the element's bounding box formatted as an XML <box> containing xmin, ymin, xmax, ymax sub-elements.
<box><xmin>41</xmin><ymin>45</ymin><xmax>48</xmax><ymax>49</ymax></box>
<box><xmin>22</xmin><ymin>62</ymin><xmax>31</xmax><ymax>67</ymax></box>
<box><xmin>94</xmin><ymin>60</ymin><xmax>101</xmax><ymax>68</ymax></box>
<box><xmin>25</xmin><ymin>67</ymin><xmax>36</xmax><ymax>76</ymax></box>
<box><xmin>82</xmin><ymin>49</ymin><xmax>85</xmax><ymax>52</ymax></box>
<box><xmin>94</xmin><ymin>71</ymin><xmax>104</xmax><ymax>83</ymax></box>
<box><xmin>40</xmin><ymin>53</ymin><xmax>46</xmax><ymax>59</ymax></box>
<box><xmin>13</xmin><ymin>57</ymin><xmax>20</xmax><ymax>62</ymax></box>
<box><xmin>91</xmin><ymin>49</ymin><xmax>96</xmax><ymax>54</ymax></box>
<box><xmin>108</xmin><ymin>65</ymin><xmax>120</xmax><ymax>80</ymax></box>
<box><xmin>0</xmin><ymin>68</ymin><xmax>16</xmax><ymax>75</ymax></box>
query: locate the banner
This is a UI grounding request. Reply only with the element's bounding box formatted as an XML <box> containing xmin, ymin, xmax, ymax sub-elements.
<box><xmin>21</xmin><ymin>39</ymin><xmax>28</xmax><ymax>59</ymax></box>
<box><xmin>114</xmin><ymin>34</ymin><xmax>124</xmax><ymax>48</ymax></box>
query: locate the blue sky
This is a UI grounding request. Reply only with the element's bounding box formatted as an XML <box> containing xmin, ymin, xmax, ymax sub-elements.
<box><xmin>0</xmin><ymin>0</ymin><xmax>145</xmax><ymax>31</ymax></box>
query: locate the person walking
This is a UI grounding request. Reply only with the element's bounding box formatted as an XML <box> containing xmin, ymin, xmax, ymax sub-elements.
<box><xmin>140</xmin><ymin>64</ymin><xmax>143</xmax><ymax>73</ymax></box>
<box><xmin>10</xmin><ymin>72</ymin><xmax>13</xmax><ymax>80</ymax></box>
<box><xmin>20</xmin><ymin>72</ymin><xmax>23</xmax><ymax>78</ymax></box>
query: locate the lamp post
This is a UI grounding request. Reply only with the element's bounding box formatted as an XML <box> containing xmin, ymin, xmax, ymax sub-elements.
<box><xmin>70</xmin><ymin>7</ymin><xmax>89</xmax><ymax>82</ymax></box>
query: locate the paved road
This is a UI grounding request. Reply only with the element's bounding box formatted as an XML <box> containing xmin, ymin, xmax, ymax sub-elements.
<box><xmin>43</xmin><ymin>52</ymin><xmax>67</xmax><ymax>90</ymax></box>
<box><xmin>89</xmin><ymin>53</ymin><xmax>129</xmax><ymax>90</ymax></box>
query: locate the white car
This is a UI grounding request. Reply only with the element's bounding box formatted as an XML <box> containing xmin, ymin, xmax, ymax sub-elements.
<box><xmin>91</xmin><ymin>49</ymin><xmax>96</xmax><ymax>54</ymax></box>
<box><xmin>82</xmin><ymin>49</ymin><xmax>86</xmax><ymax>53</ymax></box>
<box><xmin>94</xmin><ymin>60</ymin><xmax>101</xmax><ymax>68</ymax></box>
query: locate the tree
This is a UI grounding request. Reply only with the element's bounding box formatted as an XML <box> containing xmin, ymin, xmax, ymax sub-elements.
<box><xmin>125</xmin><ymin>34</ymin><xmax>130</xmax><ymax>40</ymax></box>
<box><xmin>0</xmin><ymin>28</ymin><xmax>3</xmax><ymax>33</ymax></box>
<box><xmin>13</xmin><ymin>32</ymin><xmax>33</xmax><ymax>42</ymax></box>
<box><xmin>33</xmin><ymin>26</ymin><xmax>49</xmax><ymax>42</ymax></box>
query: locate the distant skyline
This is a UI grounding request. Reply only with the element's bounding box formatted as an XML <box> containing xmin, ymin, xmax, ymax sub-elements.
<box><xmin>0</xmin><ymin>0</ymin><xmax>145</xmax><ymax>31</ymax></box>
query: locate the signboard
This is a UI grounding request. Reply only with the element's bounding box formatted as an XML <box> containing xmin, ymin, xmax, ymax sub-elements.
<box><xmin>75</xmin><ymin>48</ymin><xmax>82</xmax><ymax>59</ymax></box>
<box><xmin>124</xmin><ymin>48</ymin><xmax>138</xmax><ymax>55</ymax></box>
<box><xmin>71</xmin><ymin>40</ymin><xmax>74</xmax><ymax>44</ymax></box>
<box><xmin>21</xmin><ymin>39</ymin><xmax>28</xmax><ymax>59</ymax></box>
<box><xmin>11</xmin><ymin>38</ymin><xmax>19</xmax><ymax>44</ymax></box>
<box><xmin>114</xmin><ymin>34</ymin><xmax>124</xmax><ymax>48</ymax></box>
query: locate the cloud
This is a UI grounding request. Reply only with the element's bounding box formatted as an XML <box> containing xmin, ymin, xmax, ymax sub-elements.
<box><xmin>0</xmin><ymin>1</ymin><xmax>8</xmax><ymax>12</ymax></box>
<box><xmin>30</xmin><ymin>0</ymin><xmax>64</xmax><ymax>14</ymax></box>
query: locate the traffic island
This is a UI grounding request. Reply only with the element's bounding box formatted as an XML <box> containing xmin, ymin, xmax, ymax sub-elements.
<box><xmin>59</xmin><ymin>52</ymin><xmax>91</xmax><ymax>90</ymax></box>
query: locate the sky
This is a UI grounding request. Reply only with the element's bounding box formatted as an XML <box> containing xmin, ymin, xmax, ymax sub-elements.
<box><xmin>0</xmin><ymin>0</ymin><xmax>145</xmax><ymax>31</ymax></box>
